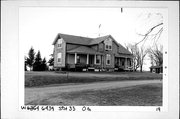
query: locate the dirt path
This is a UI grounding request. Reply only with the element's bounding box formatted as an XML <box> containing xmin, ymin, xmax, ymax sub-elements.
<box><xmin>25</xmin><ymin>80</ymin><xmax>161</xmax><ymax>104</ymax></box>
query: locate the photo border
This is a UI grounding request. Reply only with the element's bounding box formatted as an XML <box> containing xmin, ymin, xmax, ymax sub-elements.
<box><xmin>1</xmin><ymin>1</ymin><xmax>179</xmax><ymax>119</ymax></box>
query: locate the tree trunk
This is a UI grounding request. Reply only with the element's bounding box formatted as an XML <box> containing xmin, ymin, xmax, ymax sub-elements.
<box><xmin>30</xmin><ymin>67</ymin><xmax>33</xmax><ymax>71</ymax></box>
<box><xmin>140</xmin><ymin>65</ymin><xmax>143</xmax><ymax>72</ymax></box>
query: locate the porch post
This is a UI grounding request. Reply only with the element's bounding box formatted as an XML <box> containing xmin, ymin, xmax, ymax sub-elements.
<box><xmin>75</xmin><ymin>53</ymin><xmax>77</xmax><ymax>64</ymax></box>
<box><xmin>87</xmin><ymin>54</ymin><xmax>89</xmax><ymax>64</ymax></box>
<box><xmin>125</xmin><ymin>57</ymin><xmax>127</xmax><ymax>68</ymax></box>
<box><xmin>101</xmin><ymin>55</ymin><xmax>103</xmax><ymax>69</ymax></box>
<box><xmin>94</xmin><ymin>54</ymin><xmax>96</xmax><ymax>64</ymax></box>
<box><xmin>131</xmin><ymin>58</ymin><xmax>133</xmax><ymax>67</ymax></box>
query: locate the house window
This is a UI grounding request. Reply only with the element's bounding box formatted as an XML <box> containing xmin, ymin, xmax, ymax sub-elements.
<box><xmin>96</xmin><ymin>55</ymin><xmax>101</xmax><ymax>64</ymax></box>
<box><xmin>105</xmin><ymin>44</ymin><xmax>112</xmax><ymax>50</ymax></box>
<box><xmin>109</xmin><ymin>45</ymin><xmax>112</xmax><ymax>50</ymax></box>
<box><xmin>106</xmin><ymin>45</ymin><xmax>109</xmax><ymax>49</ymax></box>
<box><xmin>57</xmin><ymin>39</ymin><xmax>62</xmax><ymax>48</ymax></box>
<box><xmin>77</xmin><ymin>55</ymin><xmax>80</xmax><ymax>63</ymax></box>
<box><xmin>57</xmin><ymin>52</ymin><xmax>62</xmax><ymax>63</ymax></box>
<box><xmin>106</xmin><ymin>54</ymin><xmax>111</xmax><ymax>65</ymax></box>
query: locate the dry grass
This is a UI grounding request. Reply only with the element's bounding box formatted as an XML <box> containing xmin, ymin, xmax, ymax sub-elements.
<box><xmin>57</xmin><ymin>83</ymin><xmax>162</xmax><ymax>106</ymax></box>
<box><xmin>25</xmin><ymin>71</ymin><xmax>162</xmax><ymax>87</ymax></box>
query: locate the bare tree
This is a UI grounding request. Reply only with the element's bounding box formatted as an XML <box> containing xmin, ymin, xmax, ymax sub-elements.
<box><xmin>125</xmin><ymin>13</ymin><xmax>163</xmax><ymax>72</ymax></box>
<box><xmin>134</xmin><ymin>13</ymin><xmax>163</xmax><ymax>71</ymax></box>
<box><xmin>148</xmin><ymin>44</ymin><xmax>163</xmax><ymax>66</ymax></box>
<box><xmin>126</xmin><ymin>43</ymin><xmax>148</xmax><ymax>72</ymax></box>
<box><xmin>139</xmin><ymin>47</ymin><xmax>148</xmax><ymax>72</ymax></box>
<box><xmin>126</xmin><ymin>43</ymin><xmax>140</xmax><ymax>71</ymax></box>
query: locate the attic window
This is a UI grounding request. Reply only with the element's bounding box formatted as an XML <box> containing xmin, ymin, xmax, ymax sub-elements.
<box><xmin>105</xmin><ymin>44</ymin><xmax>112</xmax><ymax>51</ymax></box>
<box><xmin>108</xmin><ymin>38</ymin><xmax>112</xmax><ymax>42</ymax></box>
<box><xmin>105</xmin><ymin>38</ymin><xmax>112</xmax><ymax>51</ymax></box>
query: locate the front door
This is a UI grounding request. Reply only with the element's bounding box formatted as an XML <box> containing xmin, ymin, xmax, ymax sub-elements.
<box><xmin>115</xmin><ymin>58</ymin><xmax>119</xmax><ymax>67</ymax></box>
<box><xmin>89</xmin><ymin>55</ymin><xmax>94</xmax><ymax>66</ymax></box>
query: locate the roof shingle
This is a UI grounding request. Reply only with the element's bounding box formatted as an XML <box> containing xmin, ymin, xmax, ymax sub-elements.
<box><xmin>118</xmin><ymin>43</ymin><xmax>132</xmax><ymax>55</ymax></box>
<box><xmin>89</xmin><ymin>35</ymin><xmax>109</xmax><ymax>45</ymax></box>
<box><xmin>67</xmin><ymin>46</ymin><xmax>102</xmax><ymax>54</ymax></box>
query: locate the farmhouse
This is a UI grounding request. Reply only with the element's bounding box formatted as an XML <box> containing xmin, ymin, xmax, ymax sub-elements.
<box><xmin>52</xmin><ymin>33</ymin><xmax>133</xmax><ymax>71</ymax></box>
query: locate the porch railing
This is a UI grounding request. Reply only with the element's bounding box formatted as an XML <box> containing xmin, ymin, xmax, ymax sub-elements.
<box><xmin>66</xmin><ymin>63</ymin><xmax>102</xmax><ymax>70</ymax></box>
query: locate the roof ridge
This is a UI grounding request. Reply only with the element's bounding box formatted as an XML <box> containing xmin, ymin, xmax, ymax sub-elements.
<box><xmin>94</xmin><ymin>34</ymin><xmax>110</xmax><ymax>39</ymax></box>
<box><xmin>58</xmin><ymin>33</ymin><xmax>93</xmax><ymax>40</ymax></box>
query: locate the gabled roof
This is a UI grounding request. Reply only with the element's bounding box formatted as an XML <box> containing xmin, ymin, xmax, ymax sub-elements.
<box><xmin>90</xmin><ymin>35</ymin><xmax>119</xmax><ymax>47</ymax></box>
<box><xmin>52</xmin><ymin>33</ymin><xmax>112</xmax><ymax>46</ymax></box>
<box><xmin>52</xmin><ymin>33</ymin><xmax>132</xmax><ymax>55</ymax></box>
<box><xmin>67</xmin><ymin>46</ymin><xmax>102</xmax><ymax>54</ymax></box>
<box><xmin>52</xmin><ymin>33</ymin><xmax>93</xmax><ymax>45</ymax></box>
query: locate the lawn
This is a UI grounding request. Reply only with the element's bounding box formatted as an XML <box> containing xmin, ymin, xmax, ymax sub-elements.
<box><xmin>25</xmin><ymin>71</ymin><xmax>162</xmax><ymax>87</ymax></box>
<box><xmin>35</xmin><ymin>83</ymin><xmax>162</xmax><ymax>106</ymax></box>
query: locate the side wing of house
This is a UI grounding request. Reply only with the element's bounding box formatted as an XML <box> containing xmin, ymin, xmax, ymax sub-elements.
<box><xmin>97</xmin><ymin>35</ymin><xmax>133</xmax><ymax>71</ymax></box>
<box><xmin>91</xmin><ymin>35</ymin><xmax>122</xmax><ymax>70</ymax></box>
<box><xmin>115</xmin><ymin>43</ymin><xmax>134</xmax><ymax>70</ymax></box>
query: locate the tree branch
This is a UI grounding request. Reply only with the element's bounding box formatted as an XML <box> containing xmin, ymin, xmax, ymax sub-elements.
<box><xmin>136</xmin><ymin>22</ymin><xmax>163</xmax><ymax>46</ymax></box>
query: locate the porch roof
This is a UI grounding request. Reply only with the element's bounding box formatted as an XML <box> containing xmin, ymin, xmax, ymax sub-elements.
<box><xmin>115</xmin><ymin>53</ymin><xmax>134</xmax><ymax>58</ymax></box>
<box><xmin>67</xmin><ymin>46</ymin><xmax>103</xmax><ymax>55</ymax></box>
<box><xmin>150</xmin><ymin>65</ymin><xmax>163</xmax><ymax>69</ymax></box>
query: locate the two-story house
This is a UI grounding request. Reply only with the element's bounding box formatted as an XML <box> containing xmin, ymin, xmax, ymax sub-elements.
<box><xmin>52</xmin><ymin>33</ymin><xmax>133</xmax><ymax>71</ymax></box>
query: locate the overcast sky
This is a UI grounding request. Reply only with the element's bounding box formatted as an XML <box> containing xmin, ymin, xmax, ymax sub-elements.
<box><xmin>19</xmin><ymin>7</ymin><xmax>166</xmax><ymax>70</ymax></box>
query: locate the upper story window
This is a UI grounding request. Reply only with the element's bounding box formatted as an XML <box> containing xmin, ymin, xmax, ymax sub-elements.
<box><xmin>106</xmin><ymin>54</ymin><xmax>111</xmax><ymax>65</ymax></box>
<box><xmin>57</xmin><ymin>39</ymin><xmax>63</xmax><ymax>48</ymax></box>
<box><xmin>104</xmin><ymin>38</ymin><xmax>112</xmax><ymax>51</ymax></box>
<box><xmin>109</xmin><ymin>45</ymin><xmax>112</xmax><ymax>50</ymax></box>
<box><xmin>57</xmin><ymin>52</ymin><xmax>62</xmax><ymax>63</ymax></box>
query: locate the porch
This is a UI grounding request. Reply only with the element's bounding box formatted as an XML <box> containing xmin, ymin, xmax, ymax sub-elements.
<box><xmin>115</xmin><ymin>54</ymin><xmax>133</xmax><ymax>71</ymax></box>
<box><xmin>66</xmin><ymin>46</ymin><xmax>103</xmax><ymax>71</ymax></box>
<box><xmin>66</xmin><ymin>53</ymin><xmax>103</xmax><ymax>71</ymax></box>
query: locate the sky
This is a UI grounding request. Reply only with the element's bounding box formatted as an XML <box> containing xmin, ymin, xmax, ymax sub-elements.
<box><xmin>19</xmin><ymin>7</ymin><xmax>166</xmax><ymax>71</ymax></box>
